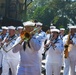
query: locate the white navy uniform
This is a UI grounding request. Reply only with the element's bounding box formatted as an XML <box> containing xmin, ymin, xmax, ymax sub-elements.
<box><xmin>0</xmin><ymin>33</ymin><xmax>8</xmax><ymax>68</ymax></box>
<box><xmin>1</xmin><ymin>35</ymin><xmax>20</xmax><ymax>75</ymax></box>
<box><xmin>64</xmin><ymin>33</ymin><xmax>76</xmax><ymax>75</ymax></box>
<box><xmin>63</xmin><ymin>35</ymin><xmax>70</xmax><ymax>75</ymax></box>
<box><xmin>45</xmin><ymin>37</ymin><xmax>64</xmax><ymax>75</ymax></box>
<box><xmin>12</xmin><ymin>35</ymin><xmax>42</xmax><ymax>75</ymax></box>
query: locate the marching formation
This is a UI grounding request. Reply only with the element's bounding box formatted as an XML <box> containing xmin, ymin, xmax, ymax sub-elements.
<box><xmin>0</xmin><ymin>20</ymin><xmax>76</xmax><ymax>75</ymax></box>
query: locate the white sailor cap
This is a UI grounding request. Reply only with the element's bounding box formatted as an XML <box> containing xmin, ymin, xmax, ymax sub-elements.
<box><xmin>23</xmin><ymin>21</ymin><xmax>35</xmax><ymax>26</ymax></box>
<box><xmin>51</xmin><ymin>29</ymin><xmax>60</xmax><ymax>33</ymax></box>
<box><xmin>68</xmin><ymin>25</ymin><xmax>76</xmax><ymax>29</ymax></box>
<box><xmin>2</xmin><ymin>26</ymin><xmax>8</xmax><ymax>30</ymax></box>
<box><xmin>8</xmin><ymin>26</ymin><xmax>16</xmax><ymax>30</ymax></box>
<box><xmin>50</xmin><ymin>26</ymin><xmax>56</xmax><ymax>29</ymax></box>
<box><xmin>17</xmin><ymin>26</ymin><xmax>23</xmax><ymax>30</ymax></box>
<box><xmin>60</xmin><ymin>28</ymin><xmax>65</xmax><ymax>30</ymax></box>
<box><xmin>67</xmin><ymin>24</ymin><xmax>73</xmax><ymax>28</ymax></box>
<box><xmin>36</xmin><ymin>22</ymin><xmax>43</xmax><ymax>26</ymax></box>
<box><xmin>50</xmin><ymin>23</ymin><xmax>53</xmax><ymax>26</ymax></box>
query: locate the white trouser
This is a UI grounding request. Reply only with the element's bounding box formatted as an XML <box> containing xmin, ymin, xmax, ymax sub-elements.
<box><xmin>17</xmin><ymin>66</ymin><xmax>41</xmax><ymax>75</ymax></box>
<box><xmin>1</xmin><ymin>59</ymin><xmax>19</xmax><ymax>75</ymax></box>
<box><xmin>69</xmin><ymin>56</ymin><xmax>76</xmax><ymax>75</ymax></box>
<box><xmin>0</xmin><ymin>51</ymin><xmax>3</xmax><ymax>67</ymax></box>
<box><xmin>38</xmin><ymin>51</ymin><xmax>43</xmax><ymax>73</ymax></box>
<box><xmin>62</xmin><ymin>52</ymin><xmax>64</xmax><ymax>67</ymax></box>
<box><xmin>46</xmin><ymin>63</ymin><xmax>61</xmax><ymax>75</ymax></box>
<box><xmin>63</xmin><ymin>58</ymin><xmax>70</xmax><ymax>75</ymax></box>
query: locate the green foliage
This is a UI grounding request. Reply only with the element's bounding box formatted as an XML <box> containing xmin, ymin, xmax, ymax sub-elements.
<box><xmin>52</xmin><ymin>16</ymin><xmax>60</xmax><ymax>24</ymax></box>
<box><xmin>28</xmin><ymin>5</ymin><xmax>54</xmax><ymax>25</ymax></box>
<box><xmin>21</xmin><ymin>0</ymin><xmax>76</xmax><ymax>29</ymax></box>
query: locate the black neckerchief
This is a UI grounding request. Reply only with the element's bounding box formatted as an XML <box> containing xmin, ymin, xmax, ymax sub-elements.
<box><xmin>60</xmin><ymin>35</ymin><xmax>63</xmax><ymax>39</ymax></box>
<box><xmin>9</xmin><ymin>35</ymin><xmax>16</xmax><ymax>41</ymax></box>
<box><xmin>53</xmin><ymin>36</ymin><xmax>59</xmax><ymax>44</ymax></box>
<box><xmin>6</xmin><ymin>35</ymin><xmax>17</xmax><ymax>47</ymax></box>
<box><xmin>50</xmin><ymin>36</ymin><xmax>59</xmax><ymax>50</ymax></box>
<box><xmin>23</xmin><ymin>41</ymin><xmax>26</xmax><ymax>51</ymax></box>
<box><xmin>23</xmin><ymin>40</ymin><xmax>31</xmax><ymax>51</ymax></box>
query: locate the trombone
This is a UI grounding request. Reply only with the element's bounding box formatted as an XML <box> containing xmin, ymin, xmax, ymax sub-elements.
<box><xmin>20</xmin><ymin>27</ymin><xmax>39</xmax><ymax>41</ymax></box>
<box><xmin>5</xmin><ymin>27</ymin><xmax>40</xmax><ymax>52</ymax></box>
<box><xmin>0</xmin><ymin>35</ymin><xmax>18</xmax><ymax>52</ymax></box>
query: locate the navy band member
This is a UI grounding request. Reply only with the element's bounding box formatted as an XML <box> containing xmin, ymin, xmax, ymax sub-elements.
<box><xmin>35</xmin><ymin>22</ymin><xmax>47</xmax><ymax>72</ymax></box>
<box><xmin>45</xmin><ymin>28</ymin><xmax>64</xmax><ymax>75</ymax></box>
<box><xmin>12</xmin><ymin>21</ymin><xmax>42</xmax><ymax>75</ymax></box>
<box><xmin>16</xmin><ymin>26</ymin><xmax>23</xmax><ymax>36</ymax></box>
<box><xmin>63</xmin><ymin>25</ymin><xmax>76</xmax><ymax>75</ymax></box>
<box><xmin>1</xmin><ymin>26</ymin><xmax>20</xmax><ymax>75</ymax></box>
<box><xmin>59</xmin><ymin>28</ymin><xmax>65</xmax><ymax>40</ymax></box>
<box><xmin>0</xmin><ymin>26</ymin><xmax>8</xmax><ymax>74</ymax></box>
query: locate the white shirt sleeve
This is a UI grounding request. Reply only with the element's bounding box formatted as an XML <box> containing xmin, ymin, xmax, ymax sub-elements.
<box><xmin>55</xmin><ymin>40</ymin><xmax>64</xmax><ymax>53</ymax></box>
<box><xmin>30</xmin><ymin>37</ymin><xmax>42</xmax><ymax>51</ymax></box>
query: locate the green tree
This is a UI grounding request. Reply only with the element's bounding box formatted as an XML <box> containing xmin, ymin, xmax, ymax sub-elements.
<box><xmin>25</xmin><ymin>0</ymin><xmax>76</xmax><ymax>28</ymax></box>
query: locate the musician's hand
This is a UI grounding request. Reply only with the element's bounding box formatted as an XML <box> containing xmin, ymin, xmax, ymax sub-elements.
<box><xmin>51</xmin><ymin>42</ymin><xmax>55</xmax><ymax>47</ymax></box>
<box><xmin>44</xmin><ymin>44</ymin><xmax>49</xmax><ymax>48</ymax></box>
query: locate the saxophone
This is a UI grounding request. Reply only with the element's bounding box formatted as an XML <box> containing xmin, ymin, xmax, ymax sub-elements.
<box><xmin>64</xmin><ymin>33</ymin><xmax>71</xmax><ymax>58</ymax></box>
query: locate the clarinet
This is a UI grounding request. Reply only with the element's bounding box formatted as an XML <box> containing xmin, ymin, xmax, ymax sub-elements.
<box><xmin>44</xmin><ymin>34</ymin><xmax>54</xmax><ymax>54</ymax></box>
